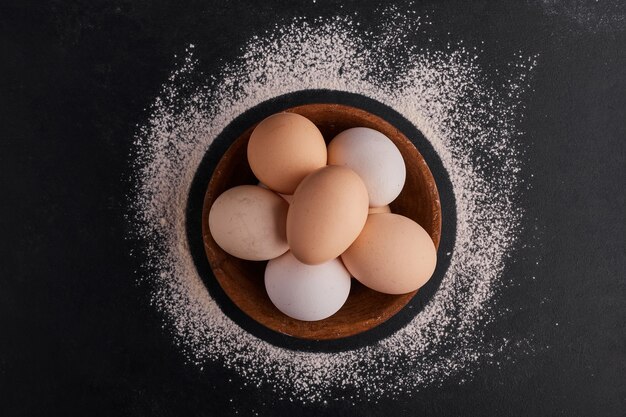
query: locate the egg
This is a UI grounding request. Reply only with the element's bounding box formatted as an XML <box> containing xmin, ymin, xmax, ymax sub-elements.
<box><xmin>368</xmin><ymin>205</ymin><xmax>391</xmax><ymax>214</ymax></box>
<box><xmin>208</xmin><ymin>185</ymin><xmax>289</xmax><ymax>261</ymax></box>
<box><xmin>247</xmin><ymin>112</ymin><xmax>327</xmax><ymax>194</ymax></box>
<box><xmin>265</xmin><ymin>251</ymin><xmax>351</xmax><ymax>321</ymax></box>
<box><xmin>287</xmin><ymin>165</ymin><xmax>369</xmax><ymax>265</ymax></box>
<box><xmin>341</xmin><ymin>213</ymin><xmax>437</xmax><ymax>294</ymax></box>
<box><xmin>328</xmin><ymin>127</ymin><xmax>406</xmax><ymax>207</ymax></box>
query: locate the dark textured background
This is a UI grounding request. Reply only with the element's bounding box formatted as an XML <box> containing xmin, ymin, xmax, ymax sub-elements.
<box><xmin>1</xmin><ymin>1</ymin><xmax>625</xmax><ymax>416</ymax></box>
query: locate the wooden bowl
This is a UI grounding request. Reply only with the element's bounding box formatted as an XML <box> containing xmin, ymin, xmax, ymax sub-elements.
<box><xmin>202</xmin><ymin>103</ymin><xmax>441</xmax><ymax>340</ymax></box>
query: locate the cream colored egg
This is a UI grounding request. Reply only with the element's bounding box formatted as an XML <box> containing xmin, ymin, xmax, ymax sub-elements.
<box><xmin>341</xmin><ymin>213</ymin><xmax>437</xmax><ymax>294</ymax></box>
<box><xmin>247</xmin><ymin>112</ymin><xmax>327</xmax><ymax>194</ymax></box>
<box><xmin>208</xmin><ymin>185</ymin><xmax>289</xmax><ymax>261</ymax></box>
<box><xmin>287</xmin><ymin>165</ymin><xmax>369</xmax><ymax>265</ymax></box>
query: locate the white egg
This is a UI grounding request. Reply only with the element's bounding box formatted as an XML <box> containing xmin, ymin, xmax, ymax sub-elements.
<box><xmin>264</xmin><ymin>251</ymin><xmax>351</xmax><ymax>321</ymax></box>
<box><xmin>328</xmin><ymin>127</ymin><xmax>406</xmax><ymax>207</ymax></box>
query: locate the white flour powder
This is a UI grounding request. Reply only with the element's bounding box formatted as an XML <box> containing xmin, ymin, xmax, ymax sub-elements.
<box><xmin>129</xmin><ymin>12</ymin><xmax>536</xmax><ymax>403</ymax></box>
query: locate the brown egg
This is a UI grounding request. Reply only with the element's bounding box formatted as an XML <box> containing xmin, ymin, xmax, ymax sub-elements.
<box><xmin>341</xmin><ymin>213</ymin><xmax>437</xmax><ymax>294</ymax></box>
<box><xmin>287</xmin><ymin>165</ymin><xmax>369</xmax><ymax>265</ymax></box>
<box><xmin>247</xmin><ymin>112</ymin><xmax>327</xmax><ymax>194</ymax></box>
<box><xmin>368</xmin><ymin>205</ymin><xmax>391</xmax><ymax>214</ymax></box>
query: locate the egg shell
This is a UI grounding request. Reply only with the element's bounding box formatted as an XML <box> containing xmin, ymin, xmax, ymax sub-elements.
<box><xmin>341</xmin><ymin>213</ymin><xmax>437</xmax><ymax>294</ymax></box>
<box><xmin>328</xmin><ymin>127</ymin><xmax>406</xmax><ymax>207</ymax></box>
<box><xmin>208</xmin><ymin>185</ymin><xmax>289</xmax><ymax>261</ymax></box>
<box><xmin>247</xmin><ymin>112</ymin><xmax>327</xmax><ymax>194</ymax></box>
<box><xmin>287</xmin><ymin>165</ymin><xmax>369</xmax><ymax>265</ymax></box>
<box><xmin>265</xmin><ymin>251</ymin><xmax>351</xmax><ymax>321</ymax></box>
<box><xmin>368</xmin><ymin>205</ymin><xmax>391</xmax><ymax>214</ymax></box>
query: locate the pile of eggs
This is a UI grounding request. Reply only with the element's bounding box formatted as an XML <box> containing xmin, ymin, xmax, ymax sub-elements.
<box><xmin>208</xmin><ymin>112</ymin><xmax>437</xmax><ymax>321</ymax></box>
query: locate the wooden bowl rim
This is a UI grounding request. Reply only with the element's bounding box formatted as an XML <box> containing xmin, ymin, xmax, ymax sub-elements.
<box><xmin>201</xmin><ymin>103</ymin><xmax>441</xmax><ymax>340</ymax></box>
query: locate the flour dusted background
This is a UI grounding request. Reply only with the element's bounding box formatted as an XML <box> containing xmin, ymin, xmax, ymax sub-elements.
<box><xmin>2</xmin><ymin>1</ymin><xmax>624</xmax><ymax>416</ymax></box>
<box><xmin>130</xmin><ymin>13</ymin><xmax>536</xmax><ymax>403</ymax></box>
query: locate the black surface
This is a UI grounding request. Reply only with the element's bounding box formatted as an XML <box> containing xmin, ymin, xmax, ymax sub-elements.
<box><xmin>1</xmin><ymin>1</ymin><xmax>625</xmax><ymax>416</ymax></box>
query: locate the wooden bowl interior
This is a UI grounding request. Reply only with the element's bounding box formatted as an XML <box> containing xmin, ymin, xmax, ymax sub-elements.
<box><xmin>202</xmin><ymin>103</ymin><xmax>441</xmax><ymax>340</ymax></box>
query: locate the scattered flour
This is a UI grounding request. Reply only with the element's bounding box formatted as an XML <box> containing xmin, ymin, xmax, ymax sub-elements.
<box><xmin>537</xmin><ymin>0</ymin><xmax>626</xmax><ymax>33</ymax></box>
<box><xmin>129</xmin><ymin>12</ymin><xmax>536</xmax><ymax>403</ymax></box>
